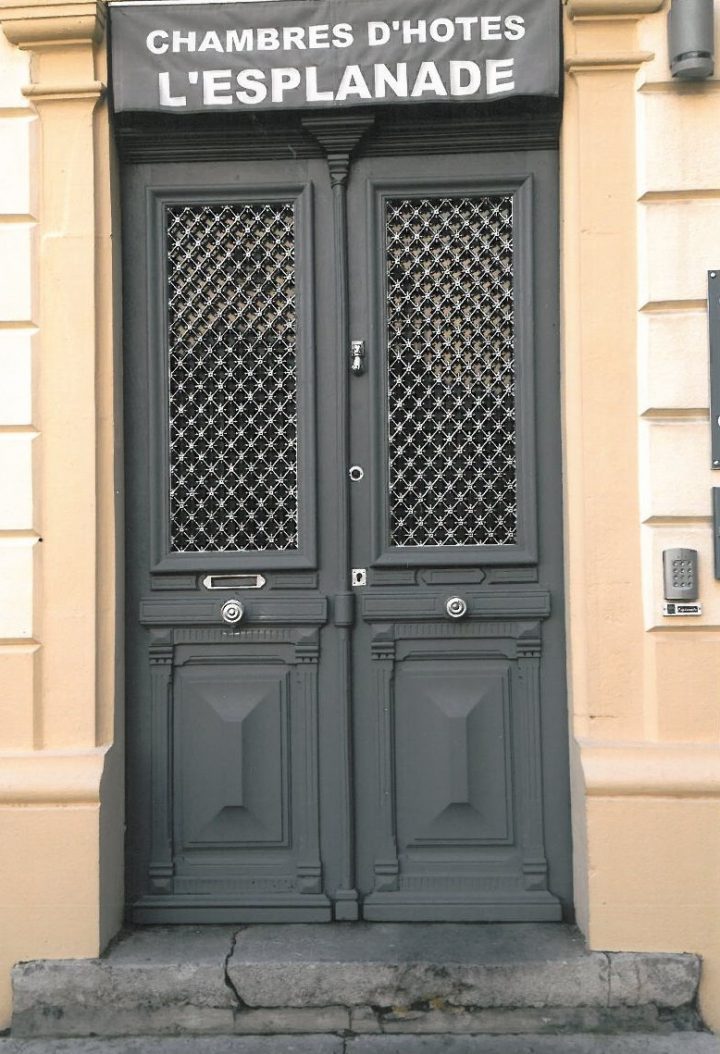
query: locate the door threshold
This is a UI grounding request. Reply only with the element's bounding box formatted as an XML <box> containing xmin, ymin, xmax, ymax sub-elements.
<box><xmin>11</xmin><ymin>923</ymin><xmax>703</xmax><ymax>1039</ymax></box>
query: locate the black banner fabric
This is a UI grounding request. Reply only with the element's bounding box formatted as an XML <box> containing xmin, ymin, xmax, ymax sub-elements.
<box><xmin>109</xmin><ymin>0</ymin><xmax>559</xmax><ymax>115</ymax></box>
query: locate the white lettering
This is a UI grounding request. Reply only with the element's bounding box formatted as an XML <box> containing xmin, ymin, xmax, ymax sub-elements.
<box><xmin>146</xmin><ymin>30</ymin><xmax>168</xmax><ymax>55</ymax></box>
<box><xmin>305</xmin><ymin>66</ymin><xmax>334</xmax><ymax>101</ymax></box>
<box><xmin>332</xmin><ymin>23</ymin><xmax>354</xmax><ymax>47</ymax></box>
<box><xmin>158</xmin><ymin>71</ymin><xmax>186</xmax><ymax>107</ymax></box>
<box><xmin>225</xmin><ymin>28</ymin><xmax>254</xmax><ymax>51</ymax></box>
<box><xmin>203</xmin><ymin>68</ymin><xmax>233</xmax><ymax>104</ymax></box>
<box><xmin>171</xmin><ymin>30</ymin><xmax>196</xmax><ymax>52</ymax></box>
<box><xmin>449</xmin><ymin>60</ymin><xmax>481</xmax><ymax>96</ymax></box>
<box><xmin>373</xmin><ymin>62</ymin><xmax>409</xmax><ymax>98</ymax></box>
<box><xmin>402</xmin><ymin>19</ymin><xmax>427</xmax><ymax>43</ymax></box>
<box><xmin>235</xmin><ymin>68</ymin><xmax>267</xmax><ymax>104</ymax></box>
<box><xmin>454</xmin><ymin>16</ymin><xmax>478</xmax><ymax>40</ymax></box>
<box><xmin>198</xmin><ymin>30</ymin><xmax>223</xmax><ymax>53</ymax></box>
<box><xmin>486</xmin><ymin>58</ymin><xmax>515</xmax><ymax>94</ymax></box>
<box><xmin>257</xmin><ymin>27</ymin><xmax>280</xmax><ymax>50</ymax></box>
<box><xmin>504</xmin><ymin>15</ymin><xmax>526</xmax><ymax>40</ymax></box>
<box><xmin>368</xmin><ymin>21</ymin><xmax>390</xmax><ymax>46</ymax></box>
<box><xmin>480</xmin><ymin>16</ymin><xmax>502</xmax><ymax>40</ymax></box>
<box><xmin>429</xmin><ymin>18</ymin><xmax>454</xmax><ymax>42</ymax></box>
<box><xmin>270</xmin><ymin>66</ymin><xmax>302</xmax><ymax>101</ymax></box>
<box><xmin>307</xmin><ymin>24</ymin><xmax>330</xmax><ymax>47</ymax></box>
<box><xmin>411</xmin><ymin>60</ymin><xmax>447</xmax><ymax>97</ymax></box>
<box><xmin>281</xmin><ymin>26</ymin><xmax>305</xmax><ymax>49</ymax></box>
<box><xmin>152</xmin><ymin>47</ymin><xmax>521</xmax><ymax>109</ymax></box>
<box><xmin>336</xmin><ymin>64</ymin><xmax>372</xmax><ymax>100</ymax></box>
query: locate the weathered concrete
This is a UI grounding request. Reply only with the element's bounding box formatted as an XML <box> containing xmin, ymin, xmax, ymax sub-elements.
<box><xmin>0</xmin><ymin>1038</ymin><xmax>344</xmax><ymax>1053</ymax></box>
<box><xmin>0</xmin><ymin>1035</ymin><xmax>718</xmax><ymax>1053</ymax></box>
<box><xmin>10</xmin><ymin>924</ymin><xmax>703</xmax><ymax>1039</ymax></box>
<box><xmin>609</xmin><ymin>953</ymin><xmax>703</xmax><ymax>1008</ymax></box>
<box><xmin>12</xmin><ymin>927</ymin><xmax>237</xmax><ymax>1038</ymax></box>
<box><xmin>348</xmin><ymin>1037</ymin><xmax>720</xmax><ymax>1053</ymax></box>
<box><xmin>348</xmin><ymin>1004</ymin><xmax>673</xmax><ymax>1034</ymax></box>
<box><xmin>226</xmin><ymin>924</ymin><xmax>699</xmax><ymax>1012</ymax></box>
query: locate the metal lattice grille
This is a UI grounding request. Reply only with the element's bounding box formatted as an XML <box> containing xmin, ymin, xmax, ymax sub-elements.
<box><xmin>385</xmin><ymin>195</ymin><xmax>517</xmax><ymax>547</ymax></box>
<box><xmin>166</xmin><ymin>201</ymin><xmax>298</xmax><ymax>553</ymax></box>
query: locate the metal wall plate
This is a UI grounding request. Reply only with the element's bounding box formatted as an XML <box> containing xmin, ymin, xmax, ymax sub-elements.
<box><xmin>662</xmin><ymin>601</ymin><xmax>703</xmax><ymax>616</ymax></box>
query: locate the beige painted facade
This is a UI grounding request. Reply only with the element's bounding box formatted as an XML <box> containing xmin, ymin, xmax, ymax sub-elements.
<box><xmin>0</xmin><ymin>0</ymin><xmax>720</xmax><ymax>1033</ymax></box>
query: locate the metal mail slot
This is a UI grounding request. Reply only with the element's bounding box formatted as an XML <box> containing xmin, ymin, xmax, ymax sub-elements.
<box><xmin>202</xmin><ymin>573</ymin><xmax>266</xmax><ymax>591</ymax></box>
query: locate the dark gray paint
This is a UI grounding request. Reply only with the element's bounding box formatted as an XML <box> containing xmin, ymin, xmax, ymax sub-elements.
<box><xmin>122</xmin><ymin>125</ymin><xmax>570</xmax><ymax>923</ymax></box>
<box><xmin>707</xmin><ymin>270</ymin><xmax>720</xmax><ymax>468</ymax></box>
<box><xmin>365</xmin><ymin>173</ymin><xmax>537</xmax><ymax>567</ymax></box>
<box><xmin>109</xmin><ymin>0</ymin><xmax>560</xmax><ymax>115</ymax></box>
<box><xmin>147</xmin><ymin>183</ymin><xmax>318</xmax><ymax>571</ymax></box>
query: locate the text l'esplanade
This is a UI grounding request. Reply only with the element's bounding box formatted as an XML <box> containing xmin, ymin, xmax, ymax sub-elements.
<box><xmin>146</xmin><ymin>16</ymin><xmax>528</xmax><ymax>108</ymax></box>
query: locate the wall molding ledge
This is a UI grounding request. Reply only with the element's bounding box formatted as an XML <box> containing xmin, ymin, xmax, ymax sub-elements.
<box><xmin>0</xmin><ymin>0</ymin><xmax>105</xmax><ymax>48</ymax></box>
<box><xmin>0</xmin><ymin>747</ymin><xmax>110</xmax><ymax>805</ymax></box>
<box><xmin>23</xmin><ymin>80</ymin><xmax>104</xmax><ymax>100</ymax></box>
<box><xmin>565</xmin><ymin>0</ymin><xmax>663</xmax><ymax>18</ymax></box>
<box><xmin>565</xmin><ymin>51</ymin><xmax>654</xmax><ymax>70</ymax></box>
<box><xmin>579</xmin><ymin>739</ymin><xmax>720</xmax><ymax>797</ymax></box>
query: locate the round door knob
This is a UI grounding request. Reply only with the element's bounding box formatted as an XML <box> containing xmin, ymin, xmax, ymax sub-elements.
<box><xmin>221</xmin><ymin>599</ymin><xmax>244</xmax><ymax>625</ymax></box>
<box><xmin>446</xmin><ymin>596</ymin><xmax>468</xmax><ymax>619</ymax></box>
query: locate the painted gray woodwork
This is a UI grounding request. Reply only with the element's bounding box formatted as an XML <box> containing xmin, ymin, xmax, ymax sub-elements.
<box><xmin>122</xmin><ymin>111</ymin><xmax>570</xmax><ymax>923</ymax></box>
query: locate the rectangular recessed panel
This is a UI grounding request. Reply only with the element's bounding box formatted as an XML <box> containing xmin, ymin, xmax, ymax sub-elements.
<box><xmin>175</xmin><ymin>665</ymin><xmax>288</xmax><ymax>849</ymax></box>
<box><xmin>166</xmin><ymin>201</ymin><xmax>298</xmax><ymax>553</ymax></box>
<box><xmin>394</xmin><ymin>659</ymin><xmax>512</xmax><ymax>848</ymax></box>
<box><xmin>385</xmin><ymin>195</ymin><xmax>517</xmax><ymax>547</ymax></box>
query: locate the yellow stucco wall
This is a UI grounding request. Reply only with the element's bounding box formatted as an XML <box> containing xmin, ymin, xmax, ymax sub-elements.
<box><xmin>564</xmin><ymin>0</ymin><xmax>720</xmax><ymax>1030</ymax></box>
<box><xmin>0</xmin><ymin>0</ymin><xmax>719</xmax><ymax>1035</ymax></box>
<box><xmin>0</xmin><ymin>0</ymin><xmax>122</xmax><ymax>1029</ymax></box>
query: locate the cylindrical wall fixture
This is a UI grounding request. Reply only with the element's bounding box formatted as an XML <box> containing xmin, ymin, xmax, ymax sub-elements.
<box><xmin>668</xmin><ymin>0</ymin><xmax>715</xmax><ymax>79</ymax></box>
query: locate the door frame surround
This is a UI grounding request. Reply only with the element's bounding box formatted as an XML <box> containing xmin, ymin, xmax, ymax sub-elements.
<box><xmin>119</xmin><ymin>98</ymin><xmax>571</xmax><ymax>923</ymax></box>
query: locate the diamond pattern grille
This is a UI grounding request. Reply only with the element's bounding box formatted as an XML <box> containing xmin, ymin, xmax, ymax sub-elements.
<box><xmin>166</xmin><ymin>201</ymin><xmax>298</xmax><ymax>553</ymax></box>
<box><xmin>385</xmin><ymin>195</ymin><xmax>517</xmax><ymax>547</ymax></box>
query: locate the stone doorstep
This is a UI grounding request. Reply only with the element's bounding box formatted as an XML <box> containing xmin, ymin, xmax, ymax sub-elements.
<box><xmin>1</xmin><ymin>1038</ymin><xmax>720</xmax><ymax>1053</ymax></box>
<box><xmin>10</xmin><ymin>924</ymin><xmax>704</xmax><ymax>1040</ymax></box>
<box><xmin>0</xmin><ymin>1037</ymin><xmax>719</xmax><ymax>1054</ymax></box>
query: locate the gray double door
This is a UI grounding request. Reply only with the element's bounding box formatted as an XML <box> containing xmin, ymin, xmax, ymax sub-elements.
<box><xmin>123</xmin><ymin>139</ymin><xmax>570</xmax><ymax>923</ymax></box>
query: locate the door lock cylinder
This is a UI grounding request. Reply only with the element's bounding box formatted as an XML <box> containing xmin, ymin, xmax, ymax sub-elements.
<box><xmin>220</xmin><ymin>599</ymin><xmax>244</xmax><ymax>625</ymax></box>
<box><xmin>445</xmin><ymin>596</ymin><xmax>468</xmax><ymax>619</ymax></box>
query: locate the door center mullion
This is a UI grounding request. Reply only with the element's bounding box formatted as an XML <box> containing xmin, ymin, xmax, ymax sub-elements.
<box><xmin>303</xmin><ymin>115</ymin><xmax>373</xmax><ymax>920</ymax></box>
<box><xmin>303</xmin><ymin>115</ymin><xmax>374</xmax><ymax>592</ymax></box>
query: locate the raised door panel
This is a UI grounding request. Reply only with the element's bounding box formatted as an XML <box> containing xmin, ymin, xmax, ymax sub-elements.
<box><xmin>132</xmin><ymin>630</ymin><xmax>330</xmax><ymax>921</ymax></box>
<box><xmin>175</xmin><ymin>665</ymin><xmax>289</xmax><ymax>849</ymax></box>
<box><xmin>361</xmin><ymin>620</ymin><xmax>561</xmax><ymax>921</ymax></box>
<box><xmin>395</xmin><ymin>658</ymin><xmax>512</xmax><ymax>847</ymax></box>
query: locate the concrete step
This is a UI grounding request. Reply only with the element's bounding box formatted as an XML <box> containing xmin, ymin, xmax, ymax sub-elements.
<box><xmin>0</xmin><ymin>1036</ymin><xmax>718</xmax><ymax>1053</ymax></box>
<box><xmin>10</xmin><ymin>924</ymin><xmax>705</xmax><ymax>1040</ymax></box>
